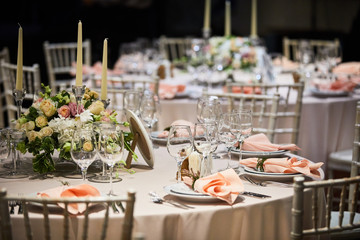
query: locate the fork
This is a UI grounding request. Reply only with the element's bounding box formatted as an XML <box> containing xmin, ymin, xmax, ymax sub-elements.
<box><xmin>9</xmin><ymin>201</ymin><xmax>17</xmax><ymax>214</ymax></box>
<box><xmin>242</xmin><ymin>175</ymin><xmax>292</xmax><ymax>187</ymax></box>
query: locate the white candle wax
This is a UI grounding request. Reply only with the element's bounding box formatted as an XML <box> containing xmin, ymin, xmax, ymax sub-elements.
<box><xmin>100</xmin><ymin>38</ymin><xmax>108</xmax><ymax>100</ymax></box>
<box><xmin>15</xmin><ymin>25</ymin><xmax>23</xmax><ymax>91</ymax></box>
<box><xmin>75</xmin><ymin>21</ymin><xmax>83</xmax><ymax>86</ymax></box>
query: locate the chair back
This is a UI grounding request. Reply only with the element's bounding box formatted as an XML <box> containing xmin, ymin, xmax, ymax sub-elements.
<box><xmin>291</xmin><ymin>176</ymin><xmax>360</xmax><ymax>240</ymax></box>
<box><xmin>0</xmin><ymin>47</ymin><xmax>10</xmax><ymax>128</ymax></box>
<box><xmin>0</xmin><ymin>61</ymin><xmax>41</xmax><ymax>127</ymax></box>
<box><xmin>202</xmin><ymin>91</ymin><xmax>281</xmax><ymax>143</ymax></box>
<box><xmin>159</xmin><ymin>36</ymin><xmax>191</xmax><ymax>62</ymax></box>
<box><xmin>226</xmin><ymin>82</ymin><xmax>304</xmax><ymax>145</ymax></box>
<box><xmin>283</xmin><ymin>37</ymin><xmax>340</xmax><ymax>61</ymax></box>
<box><xmin>43</xmin><ymin>40</ymin><xmax>91</xmax><ymax>92</ymax></box>
<box><xmin>0</xmin><ymin>188</ymin><xmax>136</xmax><ymax>240</ymax></box>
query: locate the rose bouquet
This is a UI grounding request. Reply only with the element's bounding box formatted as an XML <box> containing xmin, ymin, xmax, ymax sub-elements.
<box><xmin>16</xmin><ymin>84</ymin><xmax>134</xmax><ymax>174</ymax></box>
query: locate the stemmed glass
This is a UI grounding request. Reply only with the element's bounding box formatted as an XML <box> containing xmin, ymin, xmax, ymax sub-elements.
<box><xmin>98</xmin><ymin>124</ymin><xmax>125</xmax><ymax>195</ymax></box>
<box><xmin>193</xmin><ymin>123</ymin><xmax>218</xmax><ymax>177</ymax></box>
<box><xmin>123</xmin><ymin>90</ymin><xmax>142</xmax><ymax>116</ymax></box>
<box><xmin>139</xmin><ymin>91</ymin><xmax>160</xmax><ymax>135</ymax></box>
<box><xmin>167</xmin><ymin>125</ymin><xmax>193</xmax><ymax>183</ymax></box>
<box><xmin>232</xmin><ymin>110</ymin><xmax>253</xmax><ymax>163</ymax></box>
<box><xmin>70</xmin><ymin>128</ymin><xmax>98</xmax><ymax>181</ymax></box>
<box><xmin>218</xmin><ymin>113</ymin><xmax>238</xmax><ymax>169</ymax></box>
<box><xmin>0</xmin><ymin>129</ymin><xmax>10</xmax><ymax>162</ymax></box>
<box><xmin>196</xmin><ymin>96</ymin><xmax>220</xmax><ymax>124</ymax></box>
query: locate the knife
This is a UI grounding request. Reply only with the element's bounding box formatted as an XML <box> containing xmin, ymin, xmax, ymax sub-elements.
<box><xmin>241</xmin><ymin>191</ymin><xmax>271</xmax><ymax>198</ymax></box>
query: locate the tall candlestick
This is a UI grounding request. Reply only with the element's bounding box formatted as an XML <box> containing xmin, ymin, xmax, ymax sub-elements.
<box><xmin>100</xmin><ymin>38</ymin><xmax>108</xmax><ymax>100</ymax></box>
<box><xmin>15</xmin><ymin>25</ymin><xmax>23</xmax><ymax>91</ymax></box>
<box><xmin>250</xmin><ymin>0</ymin><xmax>258</xmax><ymax>38</ymax></box>
<box><xmin>225</xmin><ymin>1</ymin><xmax>231</xmax><ymax>37</ymax></box>
<box><xmin>75</xmin><ymin>21</ymin><xmax>83</xmax><ymax>86</ymax></box>
<box><xmin>203</xmin><ymin>0</ymin><xmax>211</xmax><ymax>31</ymax></box>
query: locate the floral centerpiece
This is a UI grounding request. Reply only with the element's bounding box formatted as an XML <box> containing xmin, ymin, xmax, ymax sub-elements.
<box><xmin>208</xmin><ymin>36</ymin><xmax>257</xmax><ymax>70</ymax></box>
<box><xmin>16</xmin><ymin>84</ymin><xmax>134</xmax><ymax>174</ymax></box>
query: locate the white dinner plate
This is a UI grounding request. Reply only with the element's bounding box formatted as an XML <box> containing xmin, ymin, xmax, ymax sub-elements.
<box><xmin>310</xmin><ymin>88</ymin><xmax>349</xmax><ymax>98</ymax></box>
<box><xmin>163</xmin><ymin>183</ymin><xmax>221</xmax><ymax>203</ymax></box>
<box><xmin>231</xmin><ymin>148</ymin><xmax>288</xmax><ymax>158</ymax></box>
<box><xmin>150</xmin><ymin>131</ymin><xmax>168</xmax><ymax>145</ymax></box>
<box><xmin>242</xmin><ymin>166</ymin><xmax>302</xmax><ymax>182</ymax></box>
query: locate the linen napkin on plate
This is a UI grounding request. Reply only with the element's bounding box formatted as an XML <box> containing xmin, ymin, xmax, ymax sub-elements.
<box><xmin>183</xmin><ymin>168</ymin><xmax>244</xmax><ymax>205</ymax></box>
<box><xmin>242</xmin><ymin>133</ymin><xmax>300</xmax><ymax>152</ymax></box>
<box><xmin>155</xmin><ymin>83</ymin><xmax>186</xmax><ymax>100</ymax></box>
<box><xmin>240</xmin><ymin>157</ymin><xmax>323</xmax><ymax>179</ymax></box>
<box><xmin>332</xmin><ymin>62</ymin><xmax>360</xmax><ymax>75</ymax></box>
<box><xmin>37</xmin><ymin>184</ymin><xmax>101</xmax><ymax>214</ymax></box>
<box><xmin>157</xmin><ymin>120</ymin><xmax>195</xmax><ymax>138</ymax></box>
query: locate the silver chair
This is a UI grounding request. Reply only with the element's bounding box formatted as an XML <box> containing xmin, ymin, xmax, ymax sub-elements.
<box><xmin>327</xmin><ymin>101</ymin><xmax>360</xmax><ymax>179</ymax></box>
<box><xmin>0</xmin><ymin>61</ymin><xmax>41</xmax><ymax>128</ymax></box>
<box><xmin>226</xmin><ymin>81</ymin><xmax>305</xmax><ymax>145</ymax></box>
<box><xmin>0</xmin><ymin>188</ymin><xmax>136</xmax><ymax>240</ymax></box>
<box><xmin>283</xmin><ymin>37</ymin><xmax>340</xmax><ymax>61</ymax></box>
<box><xmin>202</xmin><ymin>91</ymin><xmax>281</xmax><ymax>143</ymax></box>
<box><xmin>43</xmin><ymin>40</ymin><xmax>91</xmax><ymax>92</ymax></box>
<box><xmin>0</xmin><ymin>47</ymin><xmax>10</xmax><ymax>128</ymax></box>
<box><xmin>158</xmin><ymin>36</ymin><xmax>191</xmax><ymax>62</ymax></box>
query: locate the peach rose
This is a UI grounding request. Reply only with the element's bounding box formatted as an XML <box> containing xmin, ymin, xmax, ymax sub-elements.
<box><xmin>35</xmin><ymin>116</ymin><xmax>48</xmax><ymax>128</ymax></box>
<box><xmin>83</xmin><ymin>141</ymin><xmax>94</xmax><ymax>152</ymax></box>
<box><xmin>40</xmin><ymin>99</ymin><xmax>56</xmax><ymax>117</ymax></box>
<box><xmin>23</xmin><ymin>121</ymin><xmax>35</xmax><ymax>131</ymax></box>
<box><xmin>88</xmin><ymin>100</ymin><xmax>105</xmax><ymax>115</ymax></box>
<box><xmin>58</xmin><ymin>105</ymin><xmax>71</xmax><ymax>118</ymax></box>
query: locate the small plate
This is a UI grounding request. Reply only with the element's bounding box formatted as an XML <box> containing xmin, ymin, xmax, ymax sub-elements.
<box><xmin>231</xmin><ymin>148</ymin><xmax>288</xmax><ymax>158</ymax></box>
<box><xmin>163</xmin><ymin>183</ymin><xmax>220</xmax><ymax>202</ymax></box>
<box><xmin>150</xmin><ymin>131</ymin><xmax>168</xmax><ymax>145</ymax></box>
<box><xmin>310</xmin><ymin>88</ymin><xmax>349</xmax><ymax>98</ymax></box>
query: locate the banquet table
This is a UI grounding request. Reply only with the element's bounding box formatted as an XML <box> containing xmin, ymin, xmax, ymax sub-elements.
<box><xmin>0</xmin><ymin>146</ymin><xmax>324</xmax><ymax>240</ymax></box>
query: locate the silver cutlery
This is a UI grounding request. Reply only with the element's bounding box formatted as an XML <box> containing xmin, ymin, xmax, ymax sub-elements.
<box><xmin>9</xmin><ymin>201</ymin><xmax>16</xmax><ymax>214</ymax></box>
<box><xmin>111</xmin><ymin>202</ymin><xmax>119</xmax><ymax>214</ymax></box>
<box><xmin>148</xmin><ymin>192</ymin><xmax>194</xmax><ymax>209</ymax></box>
<box><xmin>242</xmin><ymin>175</ymin><xmax>292</xmax><ymax>188</ymax></box>
<box><xmin>241</xmin><ymin>191</ymin><xmax>271</xmax><ymax>198</ymax></box>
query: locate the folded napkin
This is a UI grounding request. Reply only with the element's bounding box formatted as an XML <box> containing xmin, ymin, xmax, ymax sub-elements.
<box><xmin>157</xmin><ymin>120</ymin><xmax>195</xmax><ymax>138</ymax></box>
<box><xmin>239</xmin><ymin>157</ymin><xmax>323</xmax><ymax>179</ymax></box>
<box><xmin>183</xmin><ymin>169</ymin><xmax>244</xmax><ymax>205</ymax></box>
<box><xmin>242</xmin><ymin>133</ymin><xmax>300</xmax><ymax>152</ymax></box>
<box><xmin>223</xmin><ymin>86</ymin><xmax>262</xmax><ymax>94</ymax></box>
<box><xmin>156</xmin><ymin>83</ymin><xmax>186</xmax><ymax>100</ymax></box>
<box><xmin>37</xmin><ymin>184</ymin><xmax>101</xmax><ymax>214</ymax></box>
<box><xmin>332</xmin><ymin>62</ymin><xmax>360</xmax><ymax>75</ymax></box>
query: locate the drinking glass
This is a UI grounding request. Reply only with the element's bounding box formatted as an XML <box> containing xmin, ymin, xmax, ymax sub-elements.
<box><xmin>70</xmin><ymin>128</ymin><xmax>98</xmax><ymax>181</ymax></box>
<box><xmin>218</xmin><ymin>113</ymin><xmax>238</xmax><ymax>169</ymax></box>
<box><xmin>139</xmin><ymin>91</ymin><xmax>160</xmax><ymax>134</ymax></box>
<box><xmin>232</xmin><ymin>110</ymin><xmax>253</xmax><ymax>163</ymax></box>
<box><xmin>0</xmin><ymin>129</ymin><xmax>10</xmax><ymax>162</ymax></box>
<box><xmin>197</xmin><ymin>96</ymin><xmax>221</xmax><ymax>124</ymax></box>
<box><xmin>98</xmin><ymin>124</ymin><xmax>125</xmax><ymax>195</ymax></box>
<box><xmin>123</xmin><ymin>90</ymin><xmax>142</xmax><ymax>115</ymax></box>
<box><xmin>193</xmin><ymin>123</ymin><xmax>218</xmax><ymax>177</ymax></box>
<box><xmin>167</xmin><ymin>125</ymin><xmax>193</xmax><ymax>183</ymax></box>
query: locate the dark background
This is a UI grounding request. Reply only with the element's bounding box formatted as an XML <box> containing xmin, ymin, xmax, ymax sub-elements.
<box><xmin>1</xmin><ymin>0</ymin><xmax>360</xmax><ymax>85</ymax></box>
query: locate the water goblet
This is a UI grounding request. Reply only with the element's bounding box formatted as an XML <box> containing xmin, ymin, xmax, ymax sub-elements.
<box><xmin>123</xmin><ymin>90</ymin><xmax>142</xmax><ymax>115</ymax></box>
<box><xmin>167</xmin><ymin>125</ymin><xmax>193</xmax><ymax>183</ymax></box>
<box><xmin>218</xmin><ymin>113</ymin><xmax>238</xmax><ymax>169</ymax></box>
<box><xmin>193</xmin><ymin>122</ymin><xmax>218</xmax><ymax>177</ymax></box>
<box><xmin>70</xmin><ymin>128</ymin><xmax>98</xmax><ymax>181</ymax></box>
<box><xmin>98</xmin><ymin>124</ymin><xmax>125</xmax><ymax>195</ymax></box>
<box><xmin>139</xmin><ymin>91</ymin><xmax>160</xmax><ymax>135</ymax></box>
<box><xmin>232</xmin><ymin>110</ymin><xmax>253</xmax><ymax>163</ymax></box>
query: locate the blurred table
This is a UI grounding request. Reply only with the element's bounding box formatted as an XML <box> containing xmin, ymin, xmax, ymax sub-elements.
<box><xmin>0</xmin><ymin>147</ymin><xmax>323</xmax><ymax>240</ymax></box>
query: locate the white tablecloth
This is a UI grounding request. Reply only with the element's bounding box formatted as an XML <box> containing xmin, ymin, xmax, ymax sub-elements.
<box><xmin>0</xmin><ymin>147</ymin><xmax>324</xmax><ymax>240</ymax></box>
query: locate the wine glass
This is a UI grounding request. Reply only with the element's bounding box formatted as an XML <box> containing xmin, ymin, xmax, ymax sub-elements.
<box><xmin>123</xmin><ymin>90</ymin><xmax>142</xmax><ymax>115</ymax></box>
<box><xmin>218</xmin><ymin>113</ymin><xmax>238</xmax><ymax>169</ymax></box>
<box><xmin>197</xmin><ymin>96</ymin><xmax>221</xmax><ymax>124</ymax></box>
<box><xmin>70</xmin><ymin>128</ymin><xmax>98</xmax><ymax>181</ymax></box>
<box><xmin>98</xmin><ymin>124</ymin><xmax>125</xmax><ymax>195</ymax></box>
<box><xmin>193</xmin><ymin>123</ymin><xmax>218</xmax><ymax>177</ymax></box>
<box><xmin>139</xmin><ymin>91</ymin><xmax>160</xmax><ymax>135</ymax></box>
<box><xmin>232</xmin><ymin>110</ymin><xmax>253</xmax><ymax>163</ymax></box>
<box><xmin>167</xmin><ymin>125</ymin><xmax>193</xmax><ymax>183</ymax></box>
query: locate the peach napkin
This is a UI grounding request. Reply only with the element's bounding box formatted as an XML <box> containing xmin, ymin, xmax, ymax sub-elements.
<box><xmin>37</xmin><ymin>184</ymin><xmax>101</xmax><ymax>214</ymax></box>
<box><xmin>242</xmin><ymin>133</ymin><xmax>300</xmax><ymax>152</ymax></box>
<box><xmin>183</xmin><ymin>169</ymin><xmax>244</xmax><ymax>205</ymax></box>
<box><xmin>239</xmin><ymin>157</ymin><xmax>323</xmax><ymax>179</ymax></box>
<box><xmin>157</xmin><ymin>120</ymin><xmax>195</xmax><ymax>138</ymax></box>
<box><xmin>223</xmin><ymin>86</ymin><xmax>262</xmax><ymax>94</ymax></box>
<box><xmin>332</xmin><ymin>62</ymin><xmax>360</xmax><ymax>75</ymax></box>
<box><xmin>156</xmin><ymin>83</ymin><xmax>186</xmax><ymax>100</ymax></box>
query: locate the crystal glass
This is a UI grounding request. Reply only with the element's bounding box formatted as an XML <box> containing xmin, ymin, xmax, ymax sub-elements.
<box><xmin>197</xmin><ymin>96</ymin><xmax>221</xmax><ymax>124</ymax></box>
<box><xmin>70</xmin><ymin>128</ymin><xmax>97</xmax><ymax>181</ymax></box>
<box><xmin>0</xmin><ymin>129</ymin><xmax>28</xmax><ymax>179</ymax></box>
<box><xmin>167</xmin><ymin>125</ymin><xmax>193</xmax><ymax>182</ymax></box>
<box><xmin>139</xmin><ymin>91</ymin><xmax>160</xmax><ymax>135</ymax></box>
<box><xmin>123</xmin><ymin>90</ymin><xmax>142</xmax><ymax>115</ymax></box>
<box><xmin>0</xmin><ymin>129</ymin><xmax>10</xmax><ymax>162</ymax></box>
<box><xmin>98</xmin><ymin>124</ymin><xmax>125</xmax><ymax>195</ymax></box>
<box><xmin>232</xmin><ymin>110</ymin><xmax>253</xmax><ymax>163</ymax></box>
<box><xmin>193</xmin><ymin>123</ymin><xmax>218</xmax><ymax>177</ymax></box>
<box><xmin>218</xmin><ymin>113</ymin><xmax>238</xmax><ymax>169</ymax></box>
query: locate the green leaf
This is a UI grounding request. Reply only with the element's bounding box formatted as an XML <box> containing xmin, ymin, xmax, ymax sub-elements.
<box><xmin>32</xmin><ymin>152</ymin><xmax>55</xmax><ymax>174</ymax></box>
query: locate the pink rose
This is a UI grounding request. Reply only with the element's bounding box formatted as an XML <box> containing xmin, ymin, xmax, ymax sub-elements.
<box><xmin>68</xmin><ymin>102</ymin><xmax>84</xmax><ymax>117</ymax></box>
<box><xmin>57</xmin><ymin>105</ymin><xmax>70</xmax><ymax>118</ymax></box>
